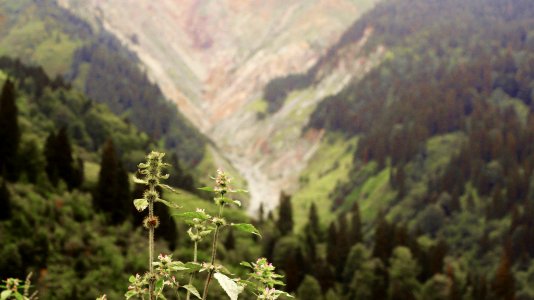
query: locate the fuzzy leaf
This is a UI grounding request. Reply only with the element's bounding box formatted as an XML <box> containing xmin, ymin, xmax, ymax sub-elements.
<box><xmin>155</xmin><ymin>198</ymin><xmax>181</xmax><ymax>209</ymax></box>
<box><xmin>155</xmin><ymin>278</ymin><xmax>164</xmax><ymax>291</ymax></box>
<box><xmin>128</xmin><ymin>275</ymin><xmax>135</xmax><ymax>283</ymax></box>
<box><xmin>133</xmin><ymin>198</ymin><xmax>148</xmax><ymax>212</ymax></box>
<box><xmin>198</xmin><ymin>186</ymin><xmax>214</xmax><ymax>192</ymax></box>
<box><xmin>185</xmin><ymin>262</ymin><xmax>203</xmax><ymax>272</ymax></box>
<box><xmin>133</xmin><ymin>176</ymin><xmax>147</xmax><ymax>184</ymax></box>
<box><xmin>137</xmin><ymin>162</ymin><xmax>148</xmax><ymax>169</ymax></box>
<box><xmin>233</xmin><ymin>200</ymin><xmax>241</xmax><ymax>207</ymax></box>
<box><xmin>1</xmin><ymin>290</ymin><xmax>11</xmax><ymax>300</ymax></box>
<box><xmin>214</xmin><ymin>272</ymin><xmax>243</xmax><ymax>300</ymax></box>
<box><xmin>173</xmin><ymin>211</ymin><xmax>209</xmax><ymax>220</ymax></box>
<box><xmin>232</xmin><ymin>223</ymin><xmax>261</xmax><ymax>237</ymax></box>
<box><xmin>182</xmin><ymin>284</ymin><xmax>201</xmax><ymax>299</ymax></box>
<box><xmin>239</xmin><ymin>261</ymin><xmax>253</xmax><ymax>268</ymax></box>
<box><xmin>233</xmin><ymin>189</ymin><xmax>248</xmax><ymax>194</ymax></box>
<box><xmin>159</xmin><ymin>183</ymin><xmax>176</xmax><ymax>193</ymax></box>
<box><xmin>125</xmin><ymin>290</ymin><xmax>137</xmax><ymax>299</ymax></box>
<box><xmin>14</xmin><ymin>292</ymin><xmax>23</xmax><ymax>300</ymax></box>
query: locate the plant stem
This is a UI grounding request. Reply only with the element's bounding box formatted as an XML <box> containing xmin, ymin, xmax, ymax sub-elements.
<box><xmin>201</xmin><ymin>205</ymin><xmax>224</xmax><ymax>300</ymax></box>
<box><xmin>185</xmin><ymin>241</ymin><xmax>198</xmax><ymax>300</ymax></box>
<box><xmin>148</xmin><ymin>184</ymin><xmax>156</xmax><ymax>300</ymax></box>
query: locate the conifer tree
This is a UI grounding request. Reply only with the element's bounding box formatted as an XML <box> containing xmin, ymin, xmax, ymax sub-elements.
<box><xmin>491</xmin><ymin>250</ymin><xmax>515</xmax><ymax>300</ymax></box>
<box><xmin>44</xmin><ymin>131</ymin><xmax>59</xmax><ymax>186</ymax></box>
<box><xmin>0</xmin><ymin>179</ymin><xmax>11</xmax><ymax>220</ymax></box>
<box><xmin>297</xmin><ymin>275</ymin><xmax>322</xmax><ymax>300</ymax></box>
<box><xmin>307</xmin><ymin>202</ymin><xmax>320</xmax><ymax>238</ymax></box>
<box><xmin>224</xmin><ymin>229</ymin><xmax>236</xmax><ymax>250</ymax></box>
<box><xmin>55</xmin><ymin>126</ymin><xmax>75</xmax><ymax>189</ymax></box>
<box><xmin>277</xmin><ymin>192</ymin><xmax>293</xmax><ymax>235</ymax></box>
<box><xmin>0</xmin><ymin>79</ymin><xmax>20</xmax><ymax>180</ymax></box>
<box><xmin>350</xmin><ymin>202</ymin><xmax>363</xmax><ymax>246</ymax></box>
<box><xmin>326</xmin><ymin>222</ymin><xmax>338</xmax><ymax>267</ymax></box>
<box><xmin>95</xmin><ymin>138</ymin><xmax>131</xmax><ymax>223</ymax></box>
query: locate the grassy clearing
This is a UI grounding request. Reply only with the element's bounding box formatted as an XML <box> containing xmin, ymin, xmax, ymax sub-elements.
<box><xmin>292</xmin><ymin>133</ymin><xmax>357</xmax><ymax>232</ymax></box>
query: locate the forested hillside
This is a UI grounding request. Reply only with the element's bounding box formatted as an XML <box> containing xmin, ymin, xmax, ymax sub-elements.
<box><xmin>0</xmin><ymin>59</ymin><xmax>255</xmax><ymax>299</ymax></box>
<box><xmin>286</xmin><ymin>0</ymin><xmax>534</xmax><ymax>298</ymax></box>
<box><xmin>0</xmin><ymin>0</ymin><xmax>205</xmax><ymax>166</ymax></box>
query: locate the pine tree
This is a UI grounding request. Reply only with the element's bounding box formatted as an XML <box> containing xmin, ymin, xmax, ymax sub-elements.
<box><xmin>44</xmin><ymin>131</ymin><xmax>59</xmax><ymax>186</ymax></box>
<box><xmin>297</xmin><ymin>275</ymin><xmax>322</xmax><ymax>300</ymax></box>
<box><xmin>224</xmin><ymin>229</ymin><xmax>236</xmax><ymax>250</ymax></box>
<box><xmin>0</xmin><ymin>179</ymin><xmax>11</xmax><ymax>220</ymax></box>
<box><xmin>491</xmin><ymin>250</ymin><xmax>515</xmax><ymax>300</ymax></box>
<box><xmin>326</xmin><ymin>222</ymin><xmax>338</xmax><ymax>267</ymax></box>
<box><xmin>95</xmin><ymin>138</ymin><xmax>131</xmax><ymax>223</ymax></box>
<box><xmin>277</xmin><ymin>192</ymin><xmax>294</xmax><ymax>235</ymax></box>
<box><xmin>307</xmin><ymin>202</ymin><xmax>320</xmax><ymax>238</ymax></box>
<box><xmin>350</xmin><ymin>202</ymin><xmax>363</xmax><ymax>246</ymax></box>
<box><xmin>55</xmin><ymin>126</ymin><xmax>75</xmax><ymax>189</ymax></box>
<box><xmin>113</xmin><ymin>161</ymin><xmax>131</xmax><ymax>223</ymax></box>
<box><xmin>0</xmin><ymin>79</ymin><xmax>20</xmax><ymax>180</ymax></box>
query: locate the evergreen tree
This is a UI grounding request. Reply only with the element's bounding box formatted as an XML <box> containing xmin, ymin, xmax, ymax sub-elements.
<box><xmin>0</xmin><ymin>79</ymin><xmax>20</xmax><ymax>180</ymax></box>
<box><xmin>0</xmin><ymin>179</ymin><xmax>11</xmax><ymax>220</ymax></box>
<box><xmin>94</xmin><ymin>138</ymin><xmax>130</xmax><ymax>224</ymax></box>
<box><xmin>55</xmin><ymin>126</ymin><xmax>75</xmax><ymax>189</ymax></box>
<box><xmin>277</xmin><ymin>192</ymin><xmax>293</xmax><ymax>235</ymax></box>
<box><xmin>336</xmin><ymin>215</ymin><xmax>350</xmax><ymax>276</ymax></box>
<box><xmin>224</xmin><ymin>229</ymin><xmax>236</xmax><ymax>250</ymax></box>
<box><xmin>297</xmin><ymin>275</ymin><xmax>322</xmax><ymax>300</ymax></box>
<box><xmin>350</xmin><ymin>202</ymin><xmax>363</xmax><ymax>246</ymax></box>
<box><xmin>44</xmin><ymin>131</ymin><xmax>59</xmax><ymax>186</ymax></box>
<box><xmin>491</xmin><ymin>250</ymin><xmax>515</xmax><ymax>300</ymax></box>
<box><xmin>307</xmin><ymin>202</ymin><xmax>320</xmax><ymax>238</ymax></box>
<box><xmin>326</xmin><ymin>222</ymin><xmax>338</xmax><ymax>267</ymax></box>
<box><xmin>388</xmin><ymin>246</ymin><xmax>421</xmax><ymax>300</ymax></box>
<box><xmin>113</xmin><ymin>161</ymin><xmax>131</xmax><ymax>223</ymax></box>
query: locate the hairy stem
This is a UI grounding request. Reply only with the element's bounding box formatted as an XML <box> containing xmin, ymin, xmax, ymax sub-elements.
<box><xmin>185</xmin><ymin>241</ymin><xmax>198</xmax><ymax>300</ymax></box>
<box><xmin>201</xmin><ymin>226</ymin><xmax>220</xmax><ymax>300</ymax></box>
<box><xmin>201</xmin><ymin>205</ymin><xmax>224</xmax><ymax>300</ymax></box>
<box><xmin>148</xmin><ymin>184</ymin><xmax>156</xmax><ymax>300</ymax></box>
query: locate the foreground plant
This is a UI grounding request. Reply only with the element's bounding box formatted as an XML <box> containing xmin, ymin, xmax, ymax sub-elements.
<box><xmin>120</xmin><ymin>151</ymin><xmax>291</xmax><ymax>300</ymax></box>
<box><xmin>0</xmin><ymin>273</ymin><xmax>38</xmax><ymax>300</ymax></box>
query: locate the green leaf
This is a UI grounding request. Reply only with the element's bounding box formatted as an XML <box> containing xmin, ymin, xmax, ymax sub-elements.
<box><xmin>184</xmin><ymin>262</ymin><xmax>203</xmax><ymax>272</ymax></box>
<box><xmin>133</xmin><ymin>198</ymin><xmax>148</xmax><ymax>212</ymax></box>
<box><xmin>214</xmin><ymin>272</ymin><xmax>243</xmax><ymax>300</ymax></box>
<box><xmin>233</xmin><ymin>189</ymin><xmax>248</xmax><ymax>194</ymax></box>
<box><xmin>233</xmin><ymin>200</ymin><xmax>241</xmax><ymax>206</ymax></box>
<box><xmin>129</xmin><ymin>275</ymin><xmax>136</xmax><ymax>283</ymax></box>
<box><xmin>14</xmin><ymin>292</ymin><xmax>23</xmax><ymax>300</ymax></box>
<box><xmin>159</xmin><ymin>183</ymin><xmax>176</xmax><ymax>193</ymax></box>
<box><xmin>239</xmin><ymin>261</ymin><xmax>253</xmax><ymax>268</ymax></box>
<box><xmin>173</xmin><ymin>211</ymin><xmax>209</xmax><ymax>220</ymax></box>
<box><xmin>155</xmin><ymin>198</ymin><xmax>181</xmax><ymax>209</ymax></box>
<box><xmin>125</xmin><ymin>290</ymin><xmax>137</xmax><ymax>299</ymax></box>
<box><xmin>155</xmin><ymin>278</ymin><xmax>164</xmax><ymax>291</ymax></box>
<box><xmin>0</xmin><ymin>290</ymin><xmax>11</xmax><ymax>300</ymax></box>
<box><xmin>133</xmin><ymin>176</ymin><xmax>147</xmax><ymax>184</ymax></box>
<box><xmin>232</xmin><ymin>223</ymin><xmax>261</xmax><ymax>237</ymax></box>
<box><xmin>182</xmin><ymin>284</ymin><xmax>201</xmax><ymax>299</ymax></box>
<box><xmin>198</xmin><ymin>186</ymin><xmax>214</xmax><ymax>192</ymax></box>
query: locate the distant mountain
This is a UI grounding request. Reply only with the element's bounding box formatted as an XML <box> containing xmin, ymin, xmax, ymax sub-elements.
<box><xmin>57</xmin><ymin>0</ymin><xmax>379</xmax><ymax>213</ymax></box>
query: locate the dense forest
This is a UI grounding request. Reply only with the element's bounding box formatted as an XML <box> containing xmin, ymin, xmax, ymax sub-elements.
<box><xmin>297</xmin><ymin>0</ymin><xmax>534</xmax><ymax>298</ymax></box>
<box><xmin>0</xmin><ymin>59</ymin><xmax>214</xmax><ymax>298</ymax></box>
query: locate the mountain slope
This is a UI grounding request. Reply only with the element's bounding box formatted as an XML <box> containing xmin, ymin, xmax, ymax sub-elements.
<box><xmin>0</xmin><ymin>0</ymin><xmax>206</xmax><ymax>166</ymax></box>
<box><xmin>57</xmin><ymin>0</ymin><xmax>380</xmax><ymax>213</ymax></box>
<box><xmin>300</xmin><ymin>0</ymin><xmax>534</xmax><ymax>297</ymax></box>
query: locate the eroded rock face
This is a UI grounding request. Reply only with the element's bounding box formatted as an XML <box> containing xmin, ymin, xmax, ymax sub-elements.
<box><xmin>58</xmin><ymin>0</ymin><xmax>380</xmax><ymax>214</ymax></box>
